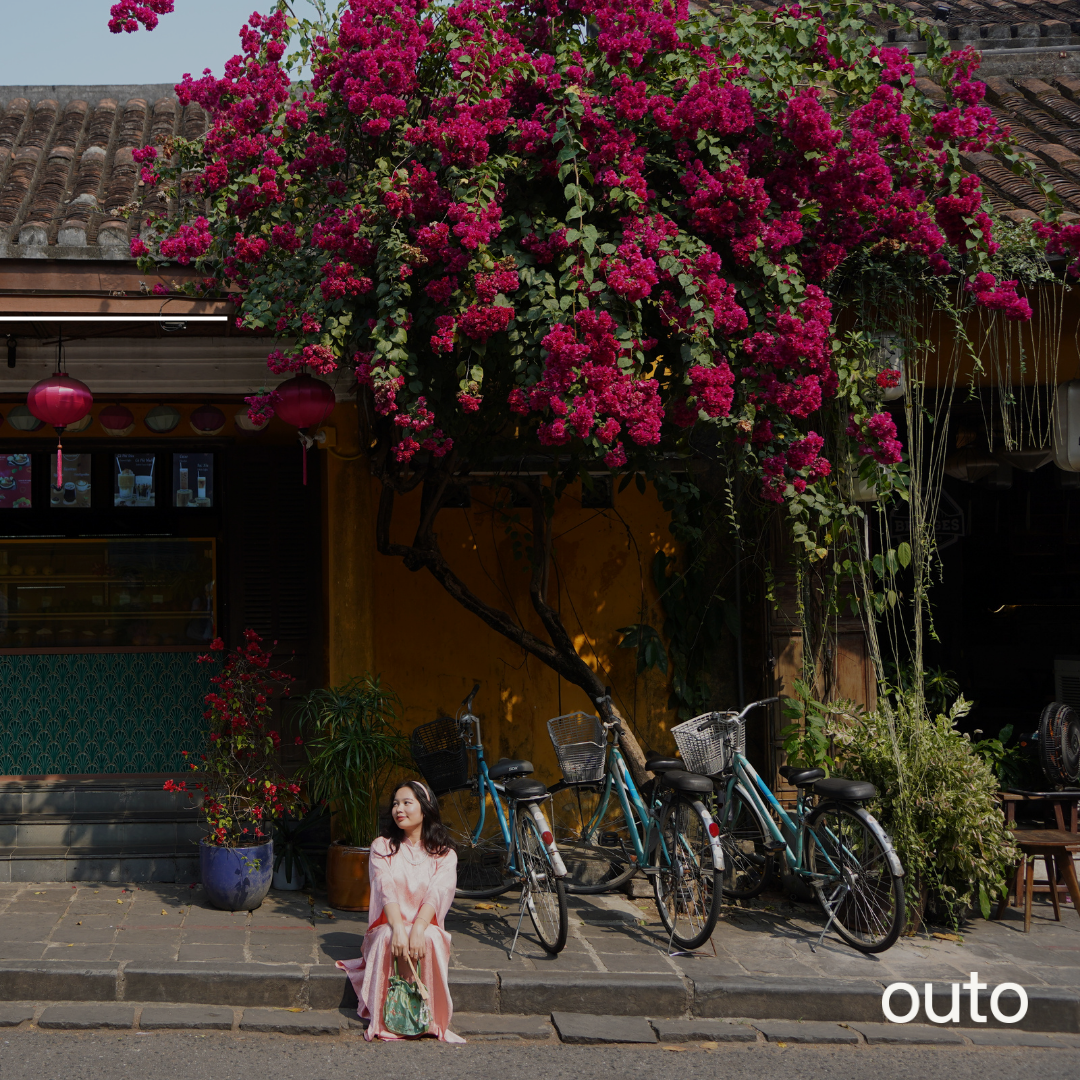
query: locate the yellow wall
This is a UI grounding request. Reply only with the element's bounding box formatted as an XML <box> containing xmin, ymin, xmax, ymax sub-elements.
<box><xmin>321</xmin><ymin>421</ymin><xmax>677</xmax><ymax>788</ymax></box>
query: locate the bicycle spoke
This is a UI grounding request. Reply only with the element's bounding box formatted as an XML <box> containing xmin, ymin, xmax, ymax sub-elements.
<box><xmin>717</xmin><ymin>788</ymin><xmax>774</xmax><ymax>899</ymax></box>
<box><xmin>516</xmin><ymin>807</ymin><xmax>567</xmax><ymax>954</ymax></box>
<box><xmin>549</xmin><ymin>782</ymin><xmax>636</xmax><ymax>892</ymax></box>
<box><xmin>442</xmin><ymin>786</ymin><xmax>514</xmax><ymax>897</ymax></box>
<box><xmin>653</xmin><ymin>798</ymin><xmax>721</xmax><ymax>952</ymax></box>
<box><xmin>807</xmin><ymin>803</ymin><xmax>904</xmax><ymax>952</ymax></box>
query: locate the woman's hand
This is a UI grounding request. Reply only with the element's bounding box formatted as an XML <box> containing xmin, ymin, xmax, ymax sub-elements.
<box><xmin>390</xmin><ymin>922</ymin><xmax>410</xmax><ymax>960</ymax></box>
<box><xmin>408</xmin><ymin>921</ymin><xmax>427</xmax><ymax>961</ymax></box>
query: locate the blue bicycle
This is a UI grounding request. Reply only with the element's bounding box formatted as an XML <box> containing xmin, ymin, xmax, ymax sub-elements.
<box><xmin>410</xmin><ymin>685</ymin><xmax>569</xmax><ymax>954</ymax></box>
<box><xmin>547</xmin><ymin>699</ymin><xmax>725</xmax><ymax>951</ymax></box>
<box><xmin>673</xmin><ymin>699</ymin><xmax>906</xmax><ymax>953</ymax></box>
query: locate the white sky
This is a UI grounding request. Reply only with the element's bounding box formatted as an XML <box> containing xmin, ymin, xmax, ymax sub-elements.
<box><xmin>1</xmin><ymin>1</ymin><xmax>283</xmax><ymax>87</ymax></box>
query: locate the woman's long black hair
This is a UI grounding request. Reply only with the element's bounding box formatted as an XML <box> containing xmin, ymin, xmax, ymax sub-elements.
<box><xmin>381</xmin><ymin>780</ymin><xmax>455</xmax><ymax>857</ymax></box>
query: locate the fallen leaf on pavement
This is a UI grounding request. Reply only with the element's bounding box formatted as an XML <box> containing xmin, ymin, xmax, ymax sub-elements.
<box><xmin>116</xmin><ymin>899</ymin><xmax>123</xmax><ymax>904</ymax></box>
<box><xmin>76</xmin><ymin>922</ymin><xmax>82</xmax><ymax>926</ymax></box>
<box><xmin>473</xmin><ymin>903</ymin><xmax>494</xmax><ymax>910</ymax></box>
<box><xmin>161</xmin><ymin>910</ymin><xmax>167</xmax><ymax>915</ymax></box>
<box><xmin>777</xmin><ymin>1042</ymin><xmax>788</xmax><ymax>1048</ymax></box>
<box><xmin>287</xmin><ymin>1008</ymin><xmax>303</xmax><ymax>1013</ymax></box>
<box><xmin>661</xmin><ymin>1046</ymin><xmax>687</xmax><ymax>1052</ymax></box>
<box><xmin>932</xmin><ymin>932</ymin><xmax>961</xmax><ymax>943</ymax></box>
<box><xmin>700</xmin><ymin>1042</ymin><xmax>718</xmax><ymax>1050</ymax></box>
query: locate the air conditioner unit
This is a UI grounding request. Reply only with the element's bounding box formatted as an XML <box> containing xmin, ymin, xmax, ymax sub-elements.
<box><xmin>1053</xmin><ymin>381</ymin><xmax>1080</xmax><ymax>472</ymax></box>
<box><xmin>1054</xmin><ymin>655</ymin><xmax>1080</xmax><ymax>710</ymax></box>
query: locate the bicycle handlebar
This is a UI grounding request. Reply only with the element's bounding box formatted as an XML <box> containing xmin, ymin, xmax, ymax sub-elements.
<box><xmin>461</xmin><ymin>683</ymin><xmax>480</xmax><ymax>714</ymax></box>
<box><xmin>736</xmin><ymin>696</ymin><xmax>779</xmax><ymax>722</ymax></box>
<box><xmin>594</xmin><ymin>693</ymin><xmax>625</xmax><ymax>734</ymax></box>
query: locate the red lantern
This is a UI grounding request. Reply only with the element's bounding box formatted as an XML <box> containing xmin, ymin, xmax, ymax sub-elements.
<box><xmin>275</xmin><ymin>374</ymin><xmax>335</xmax><ymax>485</ymax></box>
<box><xmin>27</xmin><ymin>373</ymin><xmax>93</xmax><ymax>489</ymax></box>
<box><xmin>99</xmin><ymin>404</ymin><xmax>135</xmax><ymax>437</ymax></box>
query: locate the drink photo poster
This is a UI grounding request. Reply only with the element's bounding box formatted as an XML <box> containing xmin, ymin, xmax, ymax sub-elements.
<box><xmin>114</xmin><ymin>453</ymin><xmax>156</xmax><ymax>507</ymax></box>
<box><xmin>50</xmin><ymin>453</ymin><xmax>92</xmax><ymax>508</ymax></box>
<box><xmin>0</xmin><ymin>453</ymin><xmax>32</xmax><ymax>509</ymax></box>
<box><xmin>173</xmin><ymin>453</ymin><xmax>213</xmax><ymax>508</ymax></box>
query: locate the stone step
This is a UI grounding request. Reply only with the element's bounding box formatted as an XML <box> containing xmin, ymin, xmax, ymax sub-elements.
<box><xmin>0</xmin><ymin>844</ymin><xmax>199</xmax><ymax>883</ymax></box>
<box><xmin>1</xmin><ymin>817</ymin><xmax>203</xmax><ymax>849</ymax></box>
<box><xmin>0</xmin><ymin>775</ymin><xmax>202</xmax><ymax>816</ymax></box>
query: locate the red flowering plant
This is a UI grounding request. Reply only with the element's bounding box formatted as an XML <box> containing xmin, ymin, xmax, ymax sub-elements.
<box><xmin>164</xmin><ymin>630</ymin><xmax>303</xmax><ymax>848</ymax></box>
<box><xmin>122</xmin><ymin>2</ymin><xmax>1057</xmax><ymax>712</ymax></box>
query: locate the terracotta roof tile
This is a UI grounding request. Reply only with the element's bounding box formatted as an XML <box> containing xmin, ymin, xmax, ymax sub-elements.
<box><xmin>0</xmin><ymin>85</ymin><xmax>201</xmax><ymax>258</ymax></box>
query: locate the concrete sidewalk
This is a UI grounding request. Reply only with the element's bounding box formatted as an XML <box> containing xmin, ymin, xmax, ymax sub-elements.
<box><xmin>1</xmin><ymin>880</ymin><xmax>1078</xmax><ymax>1031</ymax></box>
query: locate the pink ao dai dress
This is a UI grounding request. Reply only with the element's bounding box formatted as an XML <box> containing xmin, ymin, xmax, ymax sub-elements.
<box><xmin>336</xmin><ymin>835</ymin><xmax>465</xmax><ymax>1042</ymax></box>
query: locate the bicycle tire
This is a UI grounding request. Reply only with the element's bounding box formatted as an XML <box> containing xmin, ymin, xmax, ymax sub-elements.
<box><xmin>805</xmin><ymin>801</ymin><xmax>905</xmax><ymax>953</ymax></box>
<box><xmin>516</xmin><ymin>806</ymin><xmax>568</xmax><ymax>954</ymax></box>
<box><xmin>653</xmin><ymin>796</ymin><xmax>722</xmax><ymax>951</ymax></box>
<box><xmin>716</xmin><ymin>784</ymin><xmax>775</xmax><ymax>900</ymax></box>
<box><xmin>441</xmin><ymin>784</ymin><xmax>516</xmax><ymax>898</ymax></box>
<box><xmin>548</xmin><ymin>780</ymin><xmax>639</xmax><ymax>894</ymax></box>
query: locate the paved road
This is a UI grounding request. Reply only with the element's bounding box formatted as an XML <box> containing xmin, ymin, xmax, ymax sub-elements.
<box><xmin>0</xmin><ymin>1032</ymin><xmax>1077</xmax><ymax>1080</ymax></box>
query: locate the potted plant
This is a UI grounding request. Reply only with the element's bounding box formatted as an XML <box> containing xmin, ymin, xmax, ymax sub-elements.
<box><xmin>297</xmin><ymin>675</ymin><xmax>409</xmax><ymax>911</ymax></box>
<box><xmin>272</xmin><ymin>804</ymin><xmax>327</xmax><ymax>891</ymax></box>
<box><xmin>165</xmin><ymin>630</ymin><xmax>302</xmax><ymax>911</ymax></box>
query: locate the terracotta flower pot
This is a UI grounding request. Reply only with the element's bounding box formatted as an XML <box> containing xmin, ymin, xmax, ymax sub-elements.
<box><xmin>326</xmin><ymin>841</ymin><xmax>371</xmax><ymax>911</ymax></box>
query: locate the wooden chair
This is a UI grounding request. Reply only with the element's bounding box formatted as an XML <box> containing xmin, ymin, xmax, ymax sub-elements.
<box><xmin>995</xmin><ymin>829</ymin><xmax>1080</xmax><ymax>932</ymax></box>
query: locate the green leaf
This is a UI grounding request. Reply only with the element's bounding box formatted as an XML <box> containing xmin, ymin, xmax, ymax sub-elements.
<box><xmin>897</xmin><ymin>541</ymin><xmax>912</xmax><ymax>568</ymax></box>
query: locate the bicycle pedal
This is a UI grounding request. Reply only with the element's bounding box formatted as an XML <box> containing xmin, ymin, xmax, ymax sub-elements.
<box><xmin>764</xmin><ymin>840</ymin><xmax>787</xmax><ymax>853</ymax></box>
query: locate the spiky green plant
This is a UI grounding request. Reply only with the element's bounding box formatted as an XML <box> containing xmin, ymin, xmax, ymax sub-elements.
<box><xmin>297</xmin><ymin>676</ymin><xmax>410</xmax><ymax>848</ymax></box>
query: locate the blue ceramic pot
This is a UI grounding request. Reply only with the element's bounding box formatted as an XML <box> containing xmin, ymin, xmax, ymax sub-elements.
<box><xmin>200</xmin><ymin>839</ymin><xmax>274</xmax><ymax>911</ymax></box>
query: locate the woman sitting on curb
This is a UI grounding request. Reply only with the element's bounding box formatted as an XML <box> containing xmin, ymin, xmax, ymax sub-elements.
<box><xmin>337</xmin><ymin>780</ymin><xmax>464</xmax><ymax>1042</ymax></box>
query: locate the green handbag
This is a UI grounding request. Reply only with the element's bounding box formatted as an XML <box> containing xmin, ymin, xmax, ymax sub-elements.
<box><xmin>382</xmin><ymin>954</ymin><xmax>432</xmax><ymax>1037</ymax></box>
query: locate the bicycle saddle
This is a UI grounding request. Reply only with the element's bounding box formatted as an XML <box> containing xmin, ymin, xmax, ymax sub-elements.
<box><xmin>503</xmin><ymin>777</ymin><xmax>548</xmax><ymax>801</ymax></box>
<box><xmin>645</xmin><ymin>755</ymin><xmax>683</xmax><ymax>773</ymax></box>
<box><xmin>779</xmin><ymin>766</ymin><xmax>826</xmax><ymax>787</ymax></box>
<box><xmin>488</xmin><ymin>758</ymin><xmax>533</xmax><ymax>781</ymax></box>
<box><xmin>656</xmin><ymin>769</ymin><xmax>714</xmax><ymax>794</ymax></box>
<box><xmin>813</xmin><ymin>777</ymin><xmax>877</xmax><ymax>802</ymax></box>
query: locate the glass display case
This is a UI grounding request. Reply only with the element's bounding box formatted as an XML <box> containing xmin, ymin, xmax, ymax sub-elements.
<box><xmin>0</xmin><ymin>538</ymin><xmax>216</xmax><ymax>651</ymax></box>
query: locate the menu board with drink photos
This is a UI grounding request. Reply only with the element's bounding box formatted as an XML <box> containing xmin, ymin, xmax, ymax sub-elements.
<box><xmin>173</xmin><ymin>453</ymin><xmax>213</xmax><ymax>508</ymax></box>
<box><xmin>114</xmin><ymin>453</ymin><xmax>156</xmax><ymax>507</ymax></box>
<box><xmin>0</xmin><ymin>454</ymin><xmax>32</xmax><ymax>509</ymax></box>
<box><xmin>50</xmin><ymin>453</ymin><xmax>92</xmax><ymax>508</ymax></box>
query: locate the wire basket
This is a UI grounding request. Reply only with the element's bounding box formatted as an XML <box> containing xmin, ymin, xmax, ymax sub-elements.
<box><xmin>410</xmin><ymin>717</ymin><xmax>469</xmax><ymax>795</ymax></box>
<box><xmin>547</xmin><ymin>711</ymin><xmax>606</xmax><ymax>784</ymax></box>
<box><xmin>671</xmin><ymin>711</ymin><xmax>744</xmax><ymax>776</ymax></box>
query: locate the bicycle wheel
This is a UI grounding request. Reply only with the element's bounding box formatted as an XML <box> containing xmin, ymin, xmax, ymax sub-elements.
<box><xmin>515</xmin><ymin>805</ymin><xmax>568</xmax><ymax>954</ymax></box>
<box><xmin>548</xmin><ymin>780</ymin><xmax>638</xmax><ymax>893</ymax></box>
<box><xmin>805</xmin><ymin>801</ymin><xmax>905</xmax><ymax>953</ymax></box>
<box><xmin>717</xmin><ymin>785</ymin><xmax>775</xmax><ymax>900</ymax></box>
<box><xmin>441</xmin><ymin>784</ymin><xmax>515</xmax><ymax>898</ymax></box>
<box><xmin>653</xmin><ymin>796</ymin><xmax>722</xmax><ymax>951</ymax></box>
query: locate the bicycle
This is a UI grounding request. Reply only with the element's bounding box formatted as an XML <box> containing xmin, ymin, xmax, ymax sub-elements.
<box><xmin>410</xmin><ymin>684</ymin><xmax>569</xmax><ymax>955</ymax></box>
<box><xmin>547</xmin><ymin>697</ymin><xmax>726</xmax><ymax>951</ymax></box>
<box><xmin>673</xmin><ymin>699</ymin><xmax>906</xmax><ymax>953</ymax></box>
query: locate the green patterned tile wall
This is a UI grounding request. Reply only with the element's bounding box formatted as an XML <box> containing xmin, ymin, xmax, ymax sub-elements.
<box><xmin>0</xmin><ymin>652</ymin><xmax>210</xmax><ymax>775</ymax></box>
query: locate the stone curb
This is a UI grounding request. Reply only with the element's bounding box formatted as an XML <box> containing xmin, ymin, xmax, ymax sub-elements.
<box><xmin>0</xmin><ymin>963</ymin><xmax>1077</xmax><ymax>1033</ymax></box>
<box><xmin>499</xmin><ymin>972</ymin><xmax>688</xmax><ymax>1017</ymax></box>
<box><xmin>0</xmin><ymin>1004</ymin><xmax>1078</xmax><ymax>1046</ymax></box>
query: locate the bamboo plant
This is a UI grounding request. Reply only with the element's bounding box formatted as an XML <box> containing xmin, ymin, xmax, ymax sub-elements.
<box><xmin>296</xmin><ymin>676</ymin><xmax>410</xmax><ymax>848</ymax></box>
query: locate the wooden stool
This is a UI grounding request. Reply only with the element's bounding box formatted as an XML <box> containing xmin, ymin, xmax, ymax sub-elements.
<box><xmin>995</xmin><ymin>829</ymin><xmax>1080</xmax><ymax>932</ymax></box>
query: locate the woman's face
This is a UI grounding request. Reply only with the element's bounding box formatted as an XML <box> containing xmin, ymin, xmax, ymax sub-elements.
<box><xmin>392</xmin><ymin>787</ymin><xmax>425</xmax><ymax>834</ymax></box>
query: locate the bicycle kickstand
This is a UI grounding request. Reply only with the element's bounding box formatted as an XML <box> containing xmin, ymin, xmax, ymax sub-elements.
<box><xmin>811</xmin><ymin>882</ymin><xmax>849</xmax><ymax>952</ymax></box>
<box><xmin>508</xmin><ymin>880</ymin><xmax>531</xmax><ymax>960</ymax></box>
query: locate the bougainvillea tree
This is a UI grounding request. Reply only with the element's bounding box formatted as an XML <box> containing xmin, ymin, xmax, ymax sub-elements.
<box><xmin>118</xmin><ymin>0</ymin><xmax>1054</xmax><ymax>714</ymax></box>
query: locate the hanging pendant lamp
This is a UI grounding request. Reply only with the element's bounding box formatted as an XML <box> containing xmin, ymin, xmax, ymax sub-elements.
<box><xmin>27</xmin><ymin>331</ymin><xmax>93</xmax><ymax>489</ymax></box>
<box><xmin>274</xmin><ymin>373</ymin><xmax>335</xmax><ymax>485</ymax></box>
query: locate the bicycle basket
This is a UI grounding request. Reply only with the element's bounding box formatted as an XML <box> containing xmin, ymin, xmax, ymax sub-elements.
<box><xmin>546</xmin><ymin>712</ymin><xmax>606</xmax><ymax>783</ymax></box>
<box><xmin>671</xmin><ymin>711</ymin><xmax>742</xmax><ymax>775</ymax></box>
<box><xmin>410</xmin><ymin>717</ymin><xmax>469</xmax><ymax>795</ymax></box>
